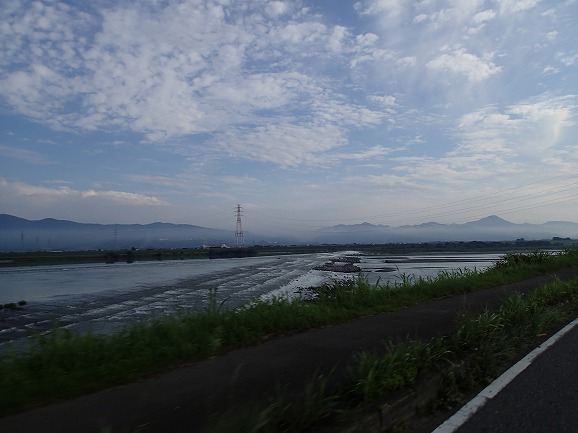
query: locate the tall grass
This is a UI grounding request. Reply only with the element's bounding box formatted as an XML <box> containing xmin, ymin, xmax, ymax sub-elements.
<box><xmin>0</xmin><ymin>248</ymin><xmax>577</xmax><ymax>416</ymax></box>
<box><xmin>350</xmin><ymin>277</ymin><xmax>578</xmax><ymax>403</ymax></box>
<box><xmin>348</xmin><ymin>338</ymin><xmax>449</xmax><ymax>402</ymax></box>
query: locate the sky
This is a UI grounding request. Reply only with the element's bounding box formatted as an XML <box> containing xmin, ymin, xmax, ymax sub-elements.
<box><xmin>1</xmin><ymin>0</ymin><xmax>577</xmax><ymax>238</ymax></box>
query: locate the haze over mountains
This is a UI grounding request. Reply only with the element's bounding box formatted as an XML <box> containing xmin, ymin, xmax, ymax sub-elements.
<box><xmin>313</xmin><ymin>215</ymin><xmax>578</xmax><ymax>244</ymax></box>
<box><xmin>1</xmin><ymin>214</ymin><xmax>577</xmax><ymax>252</ymax></box>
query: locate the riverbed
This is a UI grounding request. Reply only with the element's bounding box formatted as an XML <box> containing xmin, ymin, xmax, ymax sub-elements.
<box><xmin>0</xmin><ymin>252</ymin><xmax>500</xmax><ymax>350</ymax></box>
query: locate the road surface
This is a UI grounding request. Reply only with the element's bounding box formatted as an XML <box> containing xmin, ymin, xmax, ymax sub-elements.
<box><xmin>432</xmin><ymin>315</ymin><xmax>578</xmax><ymax>433</ymax></box>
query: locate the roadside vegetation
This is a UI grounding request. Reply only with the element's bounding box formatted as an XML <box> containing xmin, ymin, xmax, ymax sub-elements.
<box><xmin>203</xmin><ymin>276</ymin><xmax>578</xmax><ymax>432</ymax></box>
<box><xmin>0</xmin><ymin>248</ymin><xmax>577</xmax><ymax>421</ymax></box>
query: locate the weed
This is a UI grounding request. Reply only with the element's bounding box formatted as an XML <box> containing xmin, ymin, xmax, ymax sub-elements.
<box><xmin>204</xmin><ymin>287</ymin><xmax>230</xmax><ymax>315</ymax></box>
<box><xmin>348</xmin><ymin>338</ymin><xmax>450</xmax><ymax>403</ymax></box>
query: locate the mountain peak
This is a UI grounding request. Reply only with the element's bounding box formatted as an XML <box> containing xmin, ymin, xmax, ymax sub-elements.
<box><xmin>469</xmin><ymin>215</ymin><xmax>513</xmax><ymax>226</ymax></box>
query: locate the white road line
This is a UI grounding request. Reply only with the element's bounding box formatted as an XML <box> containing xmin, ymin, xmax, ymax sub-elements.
<box><xmin>431</xmin><ymin>315</ymin><xmax>578</xmax><ymax>433</ymax></box>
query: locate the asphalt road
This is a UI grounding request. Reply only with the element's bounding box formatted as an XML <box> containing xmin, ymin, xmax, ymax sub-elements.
<box><xmin>435</xmin><ymin>315</ymin><xmax>578</xmax><ymax>433</ymax></box>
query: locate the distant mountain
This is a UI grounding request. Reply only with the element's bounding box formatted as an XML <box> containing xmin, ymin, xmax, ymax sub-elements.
<box><xmin>462</xmin><ymin>215</ymin><xmax>515</xmax><ymax>227</ymax></box>
<box><xmin>1</xmin><ymin>214</ymin><xmax>577</xmax><ymax>252</ymax></box>
<box><xmin>313</xmin><ymin>215</ymin><xmax>578</xmax><ymax>244</ymax></box>
<box><xmin>0</xmin><ymin>214</ymin><xmax>235</xmax><ymax>251</ymax></box>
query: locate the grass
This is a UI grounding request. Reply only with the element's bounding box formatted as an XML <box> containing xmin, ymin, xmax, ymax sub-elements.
<box><xmin>1</xmin><ymin>248</ymin><xmax>578</xmax><ymax>418</ymax></box>
<box><xmin>350</xmin><ymin>278</ymin><xmax>578</xmax><ymax>403</ymax></box>
<box><xmin>200</xmin><ymin>276</ymin><xmax>578</xmax><ymax>432</ymax></box>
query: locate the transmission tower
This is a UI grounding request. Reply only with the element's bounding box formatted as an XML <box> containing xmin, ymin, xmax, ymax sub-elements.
<box><xmin>113</xmin><ymin>224</ymin><xmax>118</xmax><ymax>250</ymax></box>
<box><xmin>234</xmin><ymin>204</ymin><xmax>245</xmax><ymax>247</ymax></box>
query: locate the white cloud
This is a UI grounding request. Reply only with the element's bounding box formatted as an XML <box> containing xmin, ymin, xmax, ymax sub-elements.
<box><xmin>426</xmin><ymin>46</ymin><xmax>502</xmax><ymax>82</ymax></box>
<box><xmin>221</xmin><ymin>124</ymin><xmax>346</xmax><ymax>167</ymax></box>
<box><xmin>542</xmin><ymin>66</ymin><xmax>559</xmax><ymax>74</ymax></box>
<box><xmin>368</xmin><ymin>95</ymin><xmax>397</xmax><ymax>106</ymax></box>
<box><xmin>215</xmin><ymin>123</ymin><xmax>347</xmax><ymax>167</ymax></box>
<box><xmin>396</xmin><ymin>56</ymin><xmax>417</xmax><ymax>67</ymax></box>
<box><xmin>80</xmin><ymin>190</ymin><xmax>167</xmax><ymax>206</ymax></box>
<box><xmin>456</xmin><ymin>95</ymin><xmax>576</xmax><ymax>156</ymax></box>
<box><xmin>208</xmin><ymin>71</ymin><xmax>313</xmax><ymax>111</ymax></box>
<box><xmin>354</xmin><ymin>0</ymin><xmax>405</xmax><ymax>19</ymax></box>
<box><xmin>497</xmin><ymin>0</ymin><xmax>541</xmax><ymax>15</ymax></box>
<box><xmin>330</xmin><ymin>145</ymin><xmax>395</xmax><ymax>163</ymax></box>
<box><xmin>0</xmin><ymin>0</ymin><xmax>393</xmax><ymax>165</ymax></box>
<box><xmin>265</xmin><ymin>1</ymin><xmax>289</xmax><ymax>18</ymax></box>
<box><xmin>391</xmin><ymin>154</ymin><xmax>507</xmax><ymax>183</ymax></box>
<box><xmin>472</xmin><ymin>9</ymin><xmax>497</xmax><ymax>24</ymax></box>
<box><xmin>408</xmin><ymin>1</ymin><xmax>493</xmax><ymax>31</ymax></box>
<box><xmin>546</xmin><ymin>31</ymin><xmax>558</xmax><ymax>41</ymax></box>
<box><xmin>312</xmin><ymin>99</ymin><xmax>386</xmax><ymax>126</ymax></box>
<box><xmin>413</xmin><ymin>13</ymin><xmax>428</xmax><ymax>23</ymax></box>
<box><xmin>328</xmin><ymin>25</ymin><xmax>350</xmax><ymax>53</ymax></box>
<box><xmin>555</xmin><ymin>51</ymin><xmax>578</xmax><ymax>66</ymax></box>
<box><xmin>0</xmin><ymin>178</ymin><xmax>167</xmax><ymax>206</ymax></box>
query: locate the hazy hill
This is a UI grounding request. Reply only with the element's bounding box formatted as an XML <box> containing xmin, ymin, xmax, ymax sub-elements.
<box><xmin>313</xmin><ymin>215</ymin><xmax>578</xmax><ymax>244</ymax></box>
<box><xmin>1</xmin><ymin>214</ymin><xmax>577</xmax><ymax>252</ymax></box>
<box><xmin>0</xmin><ymin>214</ymin><xmax>234</xmax><ymax>251</ymax></box>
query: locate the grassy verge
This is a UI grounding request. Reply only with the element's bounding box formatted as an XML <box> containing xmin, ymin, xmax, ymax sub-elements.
<box><xmin>0</xmin><ymin>248</ymin><xmax>577</xmax><ymax>417</ymax></box>
<box><xmin>202</xmin><ymin>276</ymin><xmax>578</xmax><ymax>433</ymax></box>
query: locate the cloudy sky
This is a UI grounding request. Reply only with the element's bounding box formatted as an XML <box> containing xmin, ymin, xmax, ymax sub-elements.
<box><xmin>1</xmin><ymin>0</ymin><xmax>577</xmax><ymax>237</ymax></box>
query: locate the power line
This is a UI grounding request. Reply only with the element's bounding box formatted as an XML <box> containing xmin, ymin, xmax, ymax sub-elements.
<box><xmin>485</xmin><ymin>193</ymin><xmax>578</xmax><ymax>219</ymax></box>
<box><xmin>252</xmin><ymin>173</ymin><xmax>578</xmax><ymax>229</ymax></box>
<box><xmin>385</xmin><ymin>183</ymin><xmax>578</xmax><ymax>226</ymax></box>
<box><xmin>370</xmin><ymin>178</ymin><xmax>578</xmax><ymax>223</ymax></box>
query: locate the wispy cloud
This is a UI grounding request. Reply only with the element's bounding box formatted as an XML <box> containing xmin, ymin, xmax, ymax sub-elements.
<box><xmin>426</xmin><ymin>46</ymin><xmax>502</xmax><ymax>82</ymax></box>
<box><xmin>456</xmin><ymin>94</ymin><xmax>576</xmax><ymax>156</ymax></box>
<box><xmin>215</xmin><ymin>123</ymin><xmax>347</xmax><ymax>167</ymax></box>
<box><xmin>0</xmin><ymin>144</ymin><xmax>52</xmax><ymax>164</ymax></box>
<box><xmin>0</xmin><ymin>178</ymin><xmax>167</xmax><ymax>206</ymax></box>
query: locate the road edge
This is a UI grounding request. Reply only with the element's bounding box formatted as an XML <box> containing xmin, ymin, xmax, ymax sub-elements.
<box><xmin>431</xmin><ymin>314</ymin><xmax>578</xmax><ymax>433</ymax></box>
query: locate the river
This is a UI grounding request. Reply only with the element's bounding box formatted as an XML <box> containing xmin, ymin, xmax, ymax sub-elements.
<box><xmin>0</xmin><ymin>252</ymin><xmax>501</xmax><ymax>350</ymax></box>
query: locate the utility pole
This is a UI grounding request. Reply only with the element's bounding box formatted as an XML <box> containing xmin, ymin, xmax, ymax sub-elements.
<box><xmin>235</xmin><ymin>204</ymin><xmax>245</xmax><ymax>248</ymax></box>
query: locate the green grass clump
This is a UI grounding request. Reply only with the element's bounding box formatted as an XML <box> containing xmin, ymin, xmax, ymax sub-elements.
<box><xmin>0</xmin><ymin>248</ymin><xmax>577</xmax><ymax>416</ymax></box>
<box><xmin>347</xmin><ymin>338</ymin><xmax>448</xmax><ymax>402</ymax></box>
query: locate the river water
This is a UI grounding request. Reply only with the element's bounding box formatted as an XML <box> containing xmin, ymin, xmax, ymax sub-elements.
<box><xmin>0</xmin><ymin>252</ymin><xmax>501</xmax><ymax>350</ymax></box>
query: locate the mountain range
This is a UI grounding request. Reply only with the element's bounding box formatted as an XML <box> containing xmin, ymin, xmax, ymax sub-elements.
<box><xmin>1</xmin><ymin>214</ymin><xmax>577</xmax><ymax>251</ymax></box>
<box><xmin>0</xmin><ymin>214</ymin><xmax>232</xmax><ymax>251</ymax></box>
<box><xmin>313</xmin><ymin>215</ymin><xmax>578</xmax><ymax>244</ymax></box>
